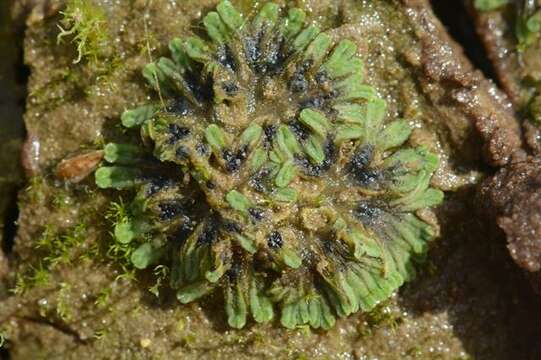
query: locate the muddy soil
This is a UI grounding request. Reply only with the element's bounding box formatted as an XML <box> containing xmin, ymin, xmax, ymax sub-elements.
<box><xmin>1</xmin><ymin>1</ymin><xmax>540</xmax><ymax>359</ymax></box>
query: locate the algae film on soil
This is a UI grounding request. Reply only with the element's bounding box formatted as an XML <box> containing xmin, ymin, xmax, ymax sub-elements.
<box><xmin>61</xmin><ymin>0</ymin><xmax>447</xmax><ymax>330</ymax></box>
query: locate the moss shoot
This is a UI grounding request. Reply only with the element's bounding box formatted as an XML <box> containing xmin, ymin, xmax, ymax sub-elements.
<box><xmin>57</xmin><ymin>0</ymin><xmax>110</xmax><ymax>64</ymax></box>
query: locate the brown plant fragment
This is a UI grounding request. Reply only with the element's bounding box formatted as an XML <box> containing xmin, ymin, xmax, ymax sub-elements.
<box><xmin>55</xmin><ymin>150</ymin><xmax>104</xmax><ymax>183</ymax></box>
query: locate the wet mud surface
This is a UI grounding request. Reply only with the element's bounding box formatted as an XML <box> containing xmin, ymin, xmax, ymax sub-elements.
<box><xmin>1</xmin><ymin>0</ymin><xmax>541</xmax><ymax>359</ymax></box>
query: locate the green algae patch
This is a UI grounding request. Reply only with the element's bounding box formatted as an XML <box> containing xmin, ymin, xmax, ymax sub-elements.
<box><xmin>93</xmin><ymin>1</ymin><xmax>443</xmax><ymax>330</ymax></box>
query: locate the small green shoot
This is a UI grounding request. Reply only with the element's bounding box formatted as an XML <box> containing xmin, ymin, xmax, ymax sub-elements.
<box><xmin>56</xmin><ymin>283</ymin><xmax>73</xmax><ymax>321</ymax></box>
<box><xmin>57</xmin><ymin>0</ymin><xmax>109</xmax><ymax>64</ymax></box>
<box><xmin>149</xmin><ymin>265</ymin><xmax>169</xmax><ymax>297</ymax></box>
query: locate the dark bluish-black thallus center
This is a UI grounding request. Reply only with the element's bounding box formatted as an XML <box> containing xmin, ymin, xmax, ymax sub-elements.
<box><xmin>222</xmin><ymin>145</ymin><xmax>248</xmax><ymax>173</ymax></box>
<box><xmin>176</xmin><ymin>146</ymin><xmax>190</xmax><ymax>161</ymax></box>
<box><xmin>227</xmin><ymin>260</ymin><xmax>242</xmax><ymax>280</ymax></box>
<box><xmin>223</xmin><ymin>219</ymin><xmax>242</xmax><ymax>233</ymax></box>
<box><xmin>267</xmin><ymin>231</ymin><xmax>283</xmax><ymax>249</ymax></box>
<box><xmin>146</xmin><ymin>177</ymin><xmax>173</xmax><ymax>196</ymax></box>
<box><xmin>243</xmin><ymin>29</ymin><xmax>287</xmax><ymax>76</ymax></box>
<box><xmin>196</xmin><ymin>143</ymin><xmax>210</xmax><ymax>156</ymax></box>
<box><xmin>158</xmin><ymin>200</ymin><xmax>186</xmax><ymax>221</ymax></box>
<box><xmin>289</xmin><ymin>120</ymin><xmax>309</xmax><ymax>141</ymax></box>
<box><xmin>355</xmin><ymin>201</ymin><xmax>384</xmax><ymax>227</ymax></box>
<box><xmin>197</xmin><ymin>222</ymin><xmax>218</xmax><ymax>245</ymax></box>
<box><xmin>263</xmin><ymin>124</ymin><xmax>277</xmax><ymax>148</ymax></box>
<box><xmin>348</xmin><ymin>144</ymin><xmax>384</xmax><ymax>187</ymax></box>
<box><xmin>299</xmin><ymin>89</ymin><xmax>340</xmax><ymax>113</ymax></box>
<box><xmin>168</xmin><ymin>124</ymin><xmax>190</xmax><ymax>144</ymax></box>
<box><xmin>244</xmin><ymin>34</ymin><xmax>262</xmax><ymax>70</ymax></box>
<box><xmin>166</xmin><ymin>97</ymin><xmax>191</xmax><ymax>116</ymax></box>
<box><xmin>183</xmin><ymin>70</ymin><xmax>214</xmax><ymax>104</ymax></box>
<box><xmin>217</xmin><ymin>45</ymin><xmax>238</xmax><ymax>72</ymax></box>
<box><xmin>296</xmin><ymin>140</ymin><xmax>335</xmax><ymax>177</ymax></box>
<box><xmin>248</xmin><ymin>207</ymin><xmax>264</xmax><ymax>221</ymax></box>
<box><xmin>289</xmin><ymin>61</ymin><xmax>311</xmax><ymax>93</ymax></box>
<box><xmin>249</xmin><ymin>168</ymin><xmax>272</xmax><ymax>193</ymax></box>
<box><xmin>264</xmin><ymin>38</ymin><xmax>287</xmax><ymax>75</ymax></box>
<box><xmin>222</xmin><ymin>81</ymin><xmax>239</xmax><ymax>96</ymax></box>
<box><xmin>175</xmin><ymin>221</ymin><xmax>197</xmax><ymax>242</ymax></box>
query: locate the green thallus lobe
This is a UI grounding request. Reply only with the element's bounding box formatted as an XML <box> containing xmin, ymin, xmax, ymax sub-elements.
<box><xmin>95</xmin><ymin>1</ymin><xmax>444</xmax><ymax>329</ymax></box>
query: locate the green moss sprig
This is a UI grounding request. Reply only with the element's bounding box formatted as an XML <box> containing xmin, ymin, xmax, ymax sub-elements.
<box><xmin>94</xmin><ymin>1</ymin><xmax>444</xmax><ymax>329</ymax></box>
<box><xmin>57</xmin><ymin>0</ymin><xmax>110</xmax><ymax>64</ymax></box>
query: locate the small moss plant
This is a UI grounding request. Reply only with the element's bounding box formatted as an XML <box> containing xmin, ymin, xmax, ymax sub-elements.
<box><xmin>95</xmin><ymin>286</ymin><xmax>112</xmax><ymax>308</ymax></box>
<box><xmin>56</xmin><ymin>282</ymin><xmax>74</xmax><ymax>322</ymax></box>
<box><xmin>57</xmin><ymin>0</ymin><xmax>109</xmax><ymax>64</ymax></box>
<box><xmin>93</xmin><ymin>1</ymin><xmax>443</xmax><ymax>329</ymax></box>
<box><xmin>12</xmin><ymin>223</ymin><xmax>89</xmax><ymax>295</ymax></box>
<box><xmin>12</xmin><ymin>263</ymin><xmax>50</xmax><ymax>295</ymax></box>
<box><xmin>37</xmin><ymin>222</ymin><xmax>87</xmax><ymax>266</ymax></box>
